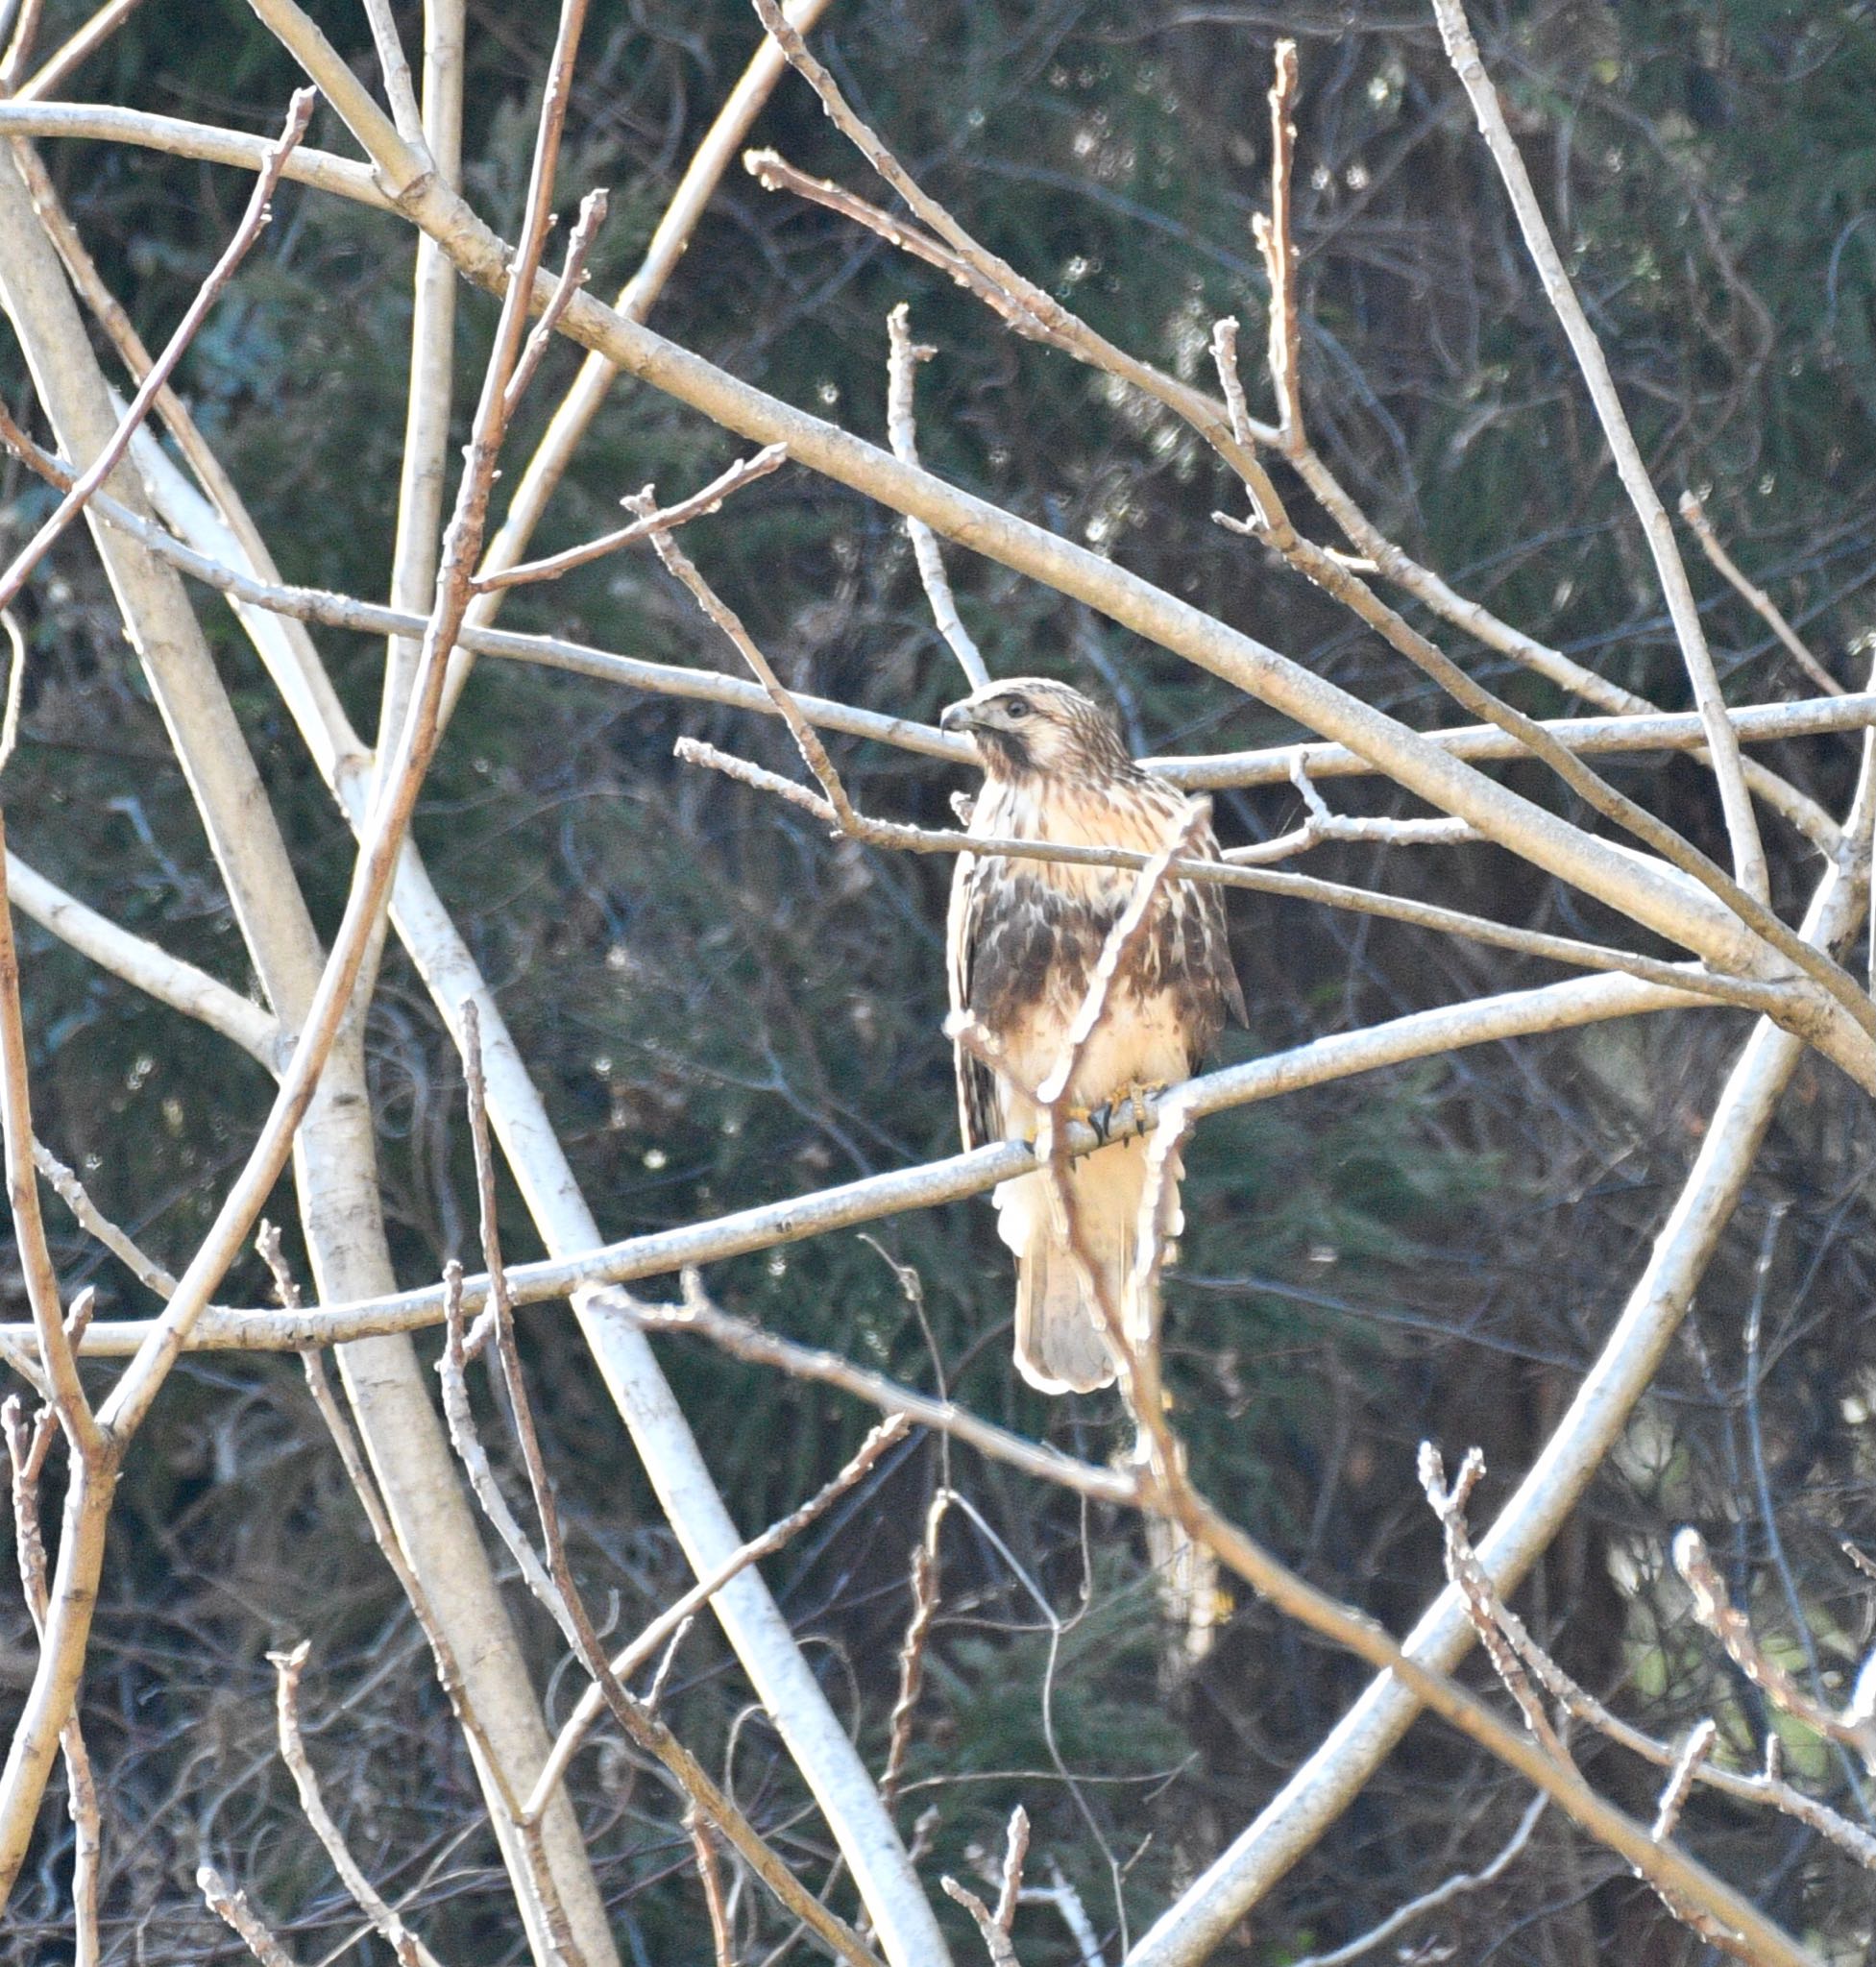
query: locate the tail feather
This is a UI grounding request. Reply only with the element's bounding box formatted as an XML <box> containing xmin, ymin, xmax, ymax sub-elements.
<box><xmin>994</xmin><ymin>1140</ymin><xmax>1182</xmax><ymax>1395</ymax></box>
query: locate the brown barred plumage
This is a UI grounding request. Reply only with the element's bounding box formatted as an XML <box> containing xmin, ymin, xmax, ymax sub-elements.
<box><xmin>941</xmin><ymin>678</ymin><xmax>1245</xmax><ymax>1393</ymax></box>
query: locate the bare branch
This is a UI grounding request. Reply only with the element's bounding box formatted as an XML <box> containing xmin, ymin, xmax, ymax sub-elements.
<box><xmin>34</xmin><ymin>1142</ymin><xmax>178</xmax><ymax>1300</ymax></box>
<box><xmin>885</xmin><ymin>304</ymin><xmax>987</xmax><ymax>689</ymax></box>
<box><xmin>1429</xmin><ymin>0</ymin><xmax>1769</xmax><ymax>902</ymax></box>
<box><xmin>473</xmin><ymin>443</ymin><xmax>786</xmax><ymax>594</ymax></box>
<box><xmin>268</xmin><ymin>1641</ymin><xmax>450</xmax><ymax>1967</ymax></box>
<box><xmin>1680</xmin><ymin>490</ymin><xmax>1843</xmax><ymax>698</ymax></box>
<box><xmin>2</xmin><ymin>845</ymin><xmax>282</xmax><ymax>1069</ymax></box>
<box><xmin>0</xmin><ymin>824</ymin><xmax>103</xmax><ymax>1462</ymax></box>
<box><xmin>197</xmin><ymin>1864</ymin><xmax>302</xmax><ymax>1967</ymax></box>
<box><xmin>501</xmin><ymin>185</ymin><xmax>609</xmax><ymax>421</ymax></box>
<box><xmin>880</xmin><ymin>1490</ymin><xmax>949</xmax><ymax>1818</ymax></box>
<box><xmin>0</xmin><ymin>87</ymin><xmax>315</xmax><ymax>616</ymax></box>
<box><xmin>524</xmin><ymin>1411</ymin><xmax>912</xmax><ymax>1826</ymax></box>
<box><xmin>1673</xmin><ymin>1529</ymin><xmax>1876</xmax><ymax>1775</ymax></box>
<box><xmin>673</xmin><ymin>735</ymin><xmax>1800</xmax><ymax>1018</ymax></box>
<box><xmin>28</xmin><ymin>967</ymin><xmax>1748</xmax><ymax>1358</ymax></box>
<box><xmin>12</xmin><ymin>0</ymin><xmax>153</xmax><ymax>103</ymax></box>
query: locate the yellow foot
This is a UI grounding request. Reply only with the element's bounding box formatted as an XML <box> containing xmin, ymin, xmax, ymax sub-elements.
<box><xmin>1086</xmin><ymin>1081</ymin><xmax>1170</xmax><ymax>1143</ymax></box>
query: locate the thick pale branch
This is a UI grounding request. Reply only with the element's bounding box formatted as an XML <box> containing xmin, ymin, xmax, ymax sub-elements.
<box><xmin>5</xmin><ymin>850</ymin><xmax>283</xmax><ymax>1068</ymax></box>
<box><xmin>1129</xmin><ymin>715</ymin><xmax>1876</xmax><ymax>1967</ymax></box>
<box><xmin>23</xmin><ymin>967</ymin><xmax>1726</xmax><ymax>1360</ymax></box>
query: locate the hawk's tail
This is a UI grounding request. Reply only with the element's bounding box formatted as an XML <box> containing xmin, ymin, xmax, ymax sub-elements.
<box><xmin>994</xmin><ymin>1139</ymin><xmax>1182</xmax><ymax>1395</ymax></box>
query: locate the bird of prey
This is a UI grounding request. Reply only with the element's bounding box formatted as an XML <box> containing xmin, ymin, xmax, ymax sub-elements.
<box><xmin>940</xmin><ymin>678</ymin><xmax>1245</xmax><ymax>1394</ymax></box>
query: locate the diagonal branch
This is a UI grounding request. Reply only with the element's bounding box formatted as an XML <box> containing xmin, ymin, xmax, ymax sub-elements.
<box><xmin>0</xmin><ymin>87</ymin><xmax>314</xmax><ymax>615</ymax></box>
<box><xmin>1429</xmin><ymin>0</ymin><xmax>1768</xmax><ymax>904</ymax></box>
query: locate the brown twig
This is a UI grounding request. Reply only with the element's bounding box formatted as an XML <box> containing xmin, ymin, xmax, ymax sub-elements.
<box><xmin>885</xmin><ymin>303</ymin><xmax>987</xmax><ymax>689</ymax></box>
<box><xmin>670</xmin><ymin>737</ymin><xmax>1797</xmax><ymax>1018</ymax></box>
<box><xmin>437</xmin><ymin>1260</ymin><xmax>574</xmax><ymax>1641</ymax></box>
<box><xmin>0</xmin><ymin>823</ymin><xmax>102</xmax><ymax>1461</ymax></box>
<box><xmin>500</xmin><ymin>186</ymin><xmax>610</xmax><ymax>422</ymax></box>
<box><xmin>3</xmin><ymin>1394</ymin><xmax>101</xmax><ymax>1967</ymax></box>
<box><xmin>462</xmin><ymin>1300</ymin><xmax>885</xmax><ymax>1963</ymax></box>
<box><xmin>34</xmin><ymin>1142</ymin><xmax>178</xmax><ymax>1299</ymax></box>
<box><xmin>1420</xmin><ymin>1445</ymin><xmax>1574</xmax><ymax>1767</ymax></box>
<box><xmin>1250</xmin><ymin>39</ymin><xmax>1302</xmax><ymax>451</ymax></box>
<box><xmin>940</xmin><ymin>1876</ymin><xmax>1020</xmax><ymax>1967</ymax></box>
<box><xmin>0</xmin><ymin>87</ymin><xmax>314</xmax><ymax>615</ymax></box>
<box><xmin>472</xmin><ymin>444</ymin><xmax>786</xmax><ymax>594</ymax></box>
<box><xmin>524</xmin><ymin>1409</ymin><xmax>909</xmax><ymax>1822</ymax></box>
<box><xmin>1673</xmin><ymin>1529</ymin><xmax>1876</xmax><ymax>1775</ymax></box>
<box><xmin>880</xmin><ymin>1489</ymin><xmax>949</xmax><ymax>1817</ymax></box>
<box><xmin>687</xmin><ymin>1807</ymin><xmax>740</xmax><ymax>1967</ymax></box>
<box><xmin>267</xmin><ymin>1642</ymin><xmax>450</xmax><ymax>1967</ymax></box>
<box><xmin>990</xmin><ymin>1804</ymin><xmax>1030</xmax><ymax>1934</ymax></box>
<box><xmin>1680</xmin><ymin>490</ymin><xmax>1844</xmax><ymax>698</ymax></box>
<box><xmin>197</xmin><ymin>1864</ymin><xmax>302</xmax><ymax>1967</ymax></box>
<box><xmin>1413</xmin><ymin>1448</ymin><xmax>1876</xmax><ymax>1870</ymax></box>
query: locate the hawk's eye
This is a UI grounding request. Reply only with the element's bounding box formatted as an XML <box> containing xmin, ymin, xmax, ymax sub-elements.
<box><xmin>1004</xmin><ymin>697</ymin><xmax>1032</xmax><ymax>719</ymax></box>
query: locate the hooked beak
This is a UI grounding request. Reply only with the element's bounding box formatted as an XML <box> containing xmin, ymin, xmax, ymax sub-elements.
<box><xmin>939</xmin><ymin>700</ymin><xmax>975</xmax><ymax>734</ymax></box>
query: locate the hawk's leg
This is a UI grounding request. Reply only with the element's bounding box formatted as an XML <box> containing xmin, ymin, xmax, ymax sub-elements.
<box><xmin>1085</xmin><ymin>1081</ymin><xmax>1170</xmax><ymax>1145</ymax></box>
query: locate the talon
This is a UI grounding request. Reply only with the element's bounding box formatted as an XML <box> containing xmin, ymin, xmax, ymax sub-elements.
<box><xmin>1086</xmin><ymin>1100</ymin><xmax>1116</xmax><ymax>1145</ymax></box>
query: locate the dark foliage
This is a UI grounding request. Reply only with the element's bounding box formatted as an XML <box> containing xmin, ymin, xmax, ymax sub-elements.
<box><xmin>6</xmin><ymin>0</ymin><xmax>1876</xmax><ymax>1960</ymax></box>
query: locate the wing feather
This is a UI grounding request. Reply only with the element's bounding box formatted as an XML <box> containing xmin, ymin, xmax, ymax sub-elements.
<box><xmin>947</xmin><ymin>848</ymin><xmax>1005</xmax><ymax>1152</ymax></box>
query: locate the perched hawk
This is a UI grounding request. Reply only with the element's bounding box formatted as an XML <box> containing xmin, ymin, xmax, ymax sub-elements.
<box><xmin>941</xmin><ymin>679</ymin><xmax>1245</xmax><ymax>1394</ymax></box>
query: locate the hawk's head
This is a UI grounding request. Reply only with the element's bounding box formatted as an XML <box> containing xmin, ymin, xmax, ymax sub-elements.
<box><xmin>938</xmin><ymin>678</ymin><xmax>1132</xmax><ymax>782</ymax></box>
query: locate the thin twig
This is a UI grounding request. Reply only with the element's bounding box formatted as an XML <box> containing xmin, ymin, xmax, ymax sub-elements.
<box><xmin>1407</xmin><ymin>1445</ymin><xmax>1876</xmax><ymax>1870</ymax></box>
<box><xmin>1287</xmin><ymin>1792</ymin><xmax>1547</xmax><ymax>1967</ymax></box>
<box><xmin>500</xmin><ymin>186</ymin><xmax>609</xmax><ymax>421</ymax></box>
<box><xmin>687</xmin><ymin>1807</ymin><xmax>740</xmax><ymax>1967</ymax></box>
<box><xmin>673</xmin><ymin>735</ymin><xmax>1799</xmax><ymax>1018</ymax></box>
<box><xmin>267</xmin><ymin>1642</ymin><xmax>450</xmax><ymax>1967</ymax></box>
<box><xmin>437</xmin><ymin>1261</ymin><xmax>575</xmax><ymax>1641</ymax></box>
<box><xmin>4</xmin><ymin>1395</ymin><xmax>102</xmax><ymax>1967</ymax></box>
<box><xmin>0</xmin><ymin>824</ymin><xmax>103</xmax><ymax>1462</ymax></box>
<box><xmin>197</xmin><ymin>1865</ymin><xmax>303</xmax><ymax>1967</ymax></box>
<box><xmin>885</xmin><ymin>303</ymin><xmax>987</xmax><ymax>688</ymax></box>
<box><xmin>1430</xmin><ymin>0</ymin><xmax>1769</xmax><ymax>904</ymax></box>
<box><xmin>473</xmin><ymin>444</ymin><xmax>785</xmax><ymax>594</ymax></box>
<box><xmin>0</xmin><ymin>87</ymin><xmax>315</xmax><ymax>615</ymax></box>
<box><xmin>32</xmin><ymin>1142</ymin><xmax>178</xmax><ymax>1299</ymax></box>
<box><xmin>1420</xmin><ymin>1445</ymin><xmax>1573</xmax><ymax>1767</ymax></box>
<box><xmin>1251</xmin><ymin>39</ymin><xmax>1302</xmax><ymax>450</ymax></box>
<box><xmin>1680</xmin><ymin>490</ymin><xmax>1843</xmax><ymax>697</ymax></box>
<box><xmin>941</xmin><ymin>1877</ymin><xmax>1019</xmax><ymax>1967</ymax></box>
<box><xmin>522</xmin><ymin>1411</ymin><xmax>911</xmax><ymax>1824</ymax></box>
<box><xmin>880</xmin><ymin>1489</ymin><xmax>949</xmax><ymax>1817</ymax></box>
<box><xmin>1673</xmin><ymin>1529</ymin><xmax>1876</xmax><ymax>1774</ymax></box>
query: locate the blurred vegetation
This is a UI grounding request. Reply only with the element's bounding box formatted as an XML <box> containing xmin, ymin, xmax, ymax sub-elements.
<box><xmin>7</xmin><ymin>0</ymin><xmax>1876</xmax><ymax>1960</ymax></box>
